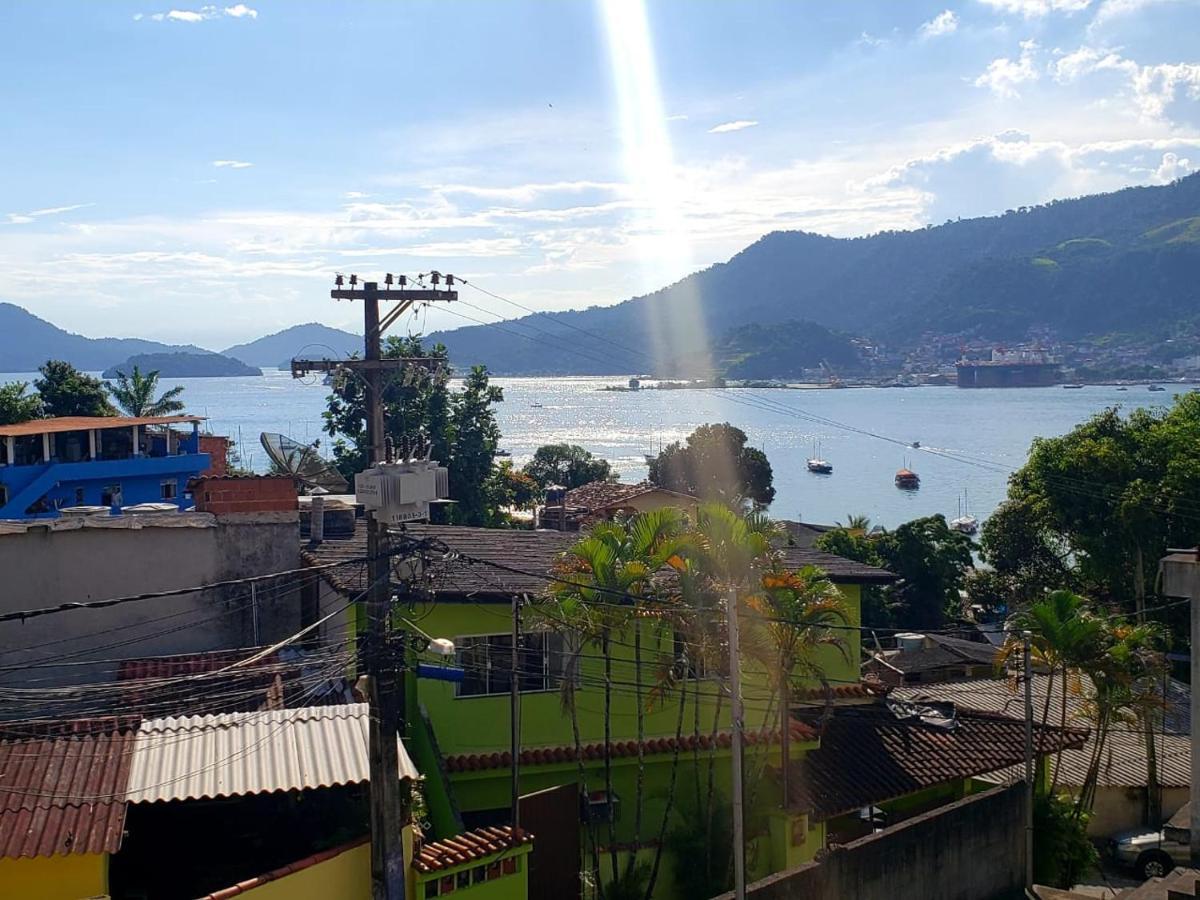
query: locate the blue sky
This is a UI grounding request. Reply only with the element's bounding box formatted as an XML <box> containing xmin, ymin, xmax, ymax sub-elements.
<box><xmin>2</xmin><ymin>0</ymin><xmax>1199</xmax><ymax>348</ymax></box>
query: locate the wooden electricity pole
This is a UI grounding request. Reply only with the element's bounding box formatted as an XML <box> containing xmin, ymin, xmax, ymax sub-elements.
<box><xmin>296</xmin><ymin>274</ymin><xmax>456</xmax><ymax>900</ymax></box>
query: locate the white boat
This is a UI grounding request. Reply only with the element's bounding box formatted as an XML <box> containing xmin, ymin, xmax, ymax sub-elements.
<box><xmin>950</xmin><ymin>493</ymin><xmax>978</xmax><ymax>535</ymax></box>
<box><xmin>806</xmin><ymin>441</ymin><xmax>832</xmax><ymax>474</ymax></box>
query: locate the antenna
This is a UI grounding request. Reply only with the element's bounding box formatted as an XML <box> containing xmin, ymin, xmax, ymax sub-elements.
<box><xmin>260</xmin><ymin>433</ymin><xmax>349</xmax><ymax>494</ymax></box>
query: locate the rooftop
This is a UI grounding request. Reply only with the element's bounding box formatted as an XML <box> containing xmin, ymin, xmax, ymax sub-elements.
<box><xmin>302</xmin><ymin>521</ymin><xmax>896</xmax><ymax>598</ymax></box>
<box><xmin>126</xmin><ymin>703</ymin><xmax>418</xmax><ymax>804</ymax></box>
<box><xmin>788</xmin><ymin>701</ymin><xmax>1088</xmax><ymax>821</ymax></box>
<box><xmin>563</xmin><ymin>480</ymin><xmax>696</xmax><ymax>512</ymax></box>
<box><xmin>0</xmin><ymin>414</ymin><xmax>204</xmax><ymax>438</ymax></box>
<box><xmin>872</xmin><ymin>634</ymin><xmax>998</xmax><ymax>677</ymax></box>
<box><xmin>414</xmin><ymin>825</ymin><xmax>533</xmax><ymax>873</ymax></box>
<box><xmin>893</xmin><ymin>675</ymin><xmax>1190</xmax><ymax>788</ymax></box>
<box><xmin>0</xmin><ymin>723</ymin><xmax>136</xmax><ymax>859</ymax></box>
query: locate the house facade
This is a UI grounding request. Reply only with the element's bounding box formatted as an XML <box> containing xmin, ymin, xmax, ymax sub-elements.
<box><xmin>0</xmin><ymin>414</ymin><xmax>210</xmax><ymax>518</ymax></box>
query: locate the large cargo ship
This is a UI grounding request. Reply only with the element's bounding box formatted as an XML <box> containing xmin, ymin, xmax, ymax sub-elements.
<box><xmin>955</xmin><ymin>349</ymin><xmax>1061</xmax><ymax>388</ymax></box>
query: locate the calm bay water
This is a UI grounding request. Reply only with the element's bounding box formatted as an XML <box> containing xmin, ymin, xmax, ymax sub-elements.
<box><xmin>6</xmin><ymin>369</ymin><xmax>1195</xmax><ymax>529</ymax></box>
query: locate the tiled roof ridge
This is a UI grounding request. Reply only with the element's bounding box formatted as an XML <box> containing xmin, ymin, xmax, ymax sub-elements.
<box><xmin>791</xmin><ymin>679</ymin><xmax>890</xmax><ymax>702</ymax></box>
<box><xmin>444</xmin><ymin>722</ymin><xmax>818</xmax><ymax>773</ymax></box>
<box><xmin>138</xmin><ymin>702</ymin><xmax>368</xmax><ymax>733</ymax></box>
<box><xmin>413</xmin><ymin>824</ymin><xmax>534</xmax><ymax>873</ymax></box>
<box><xmin>199</xmin><ymin>837</ymin><xmax>369</xmax><ymax>899</ymax></box>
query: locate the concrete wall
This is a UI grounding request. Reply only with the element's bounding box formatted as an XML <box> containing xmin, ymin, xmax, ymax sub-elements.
<box><xmin>1086</xmin><ymin>785</ymin><xmax>1189</xmax><ymax>837</ymax></box>
<box><xmin>0</xmin><ymin>511</ymin><xmax>301</xmax><ymax>689</ymax></box>
<box><xmin>0</xmin><ymin>853</ymin><xmax>109</xmax><ymax>900</ymax></box>
<box><xmin>200</xmin><ymin>842</ymin><xmax>371</xmax><ymax>900</ymax></box>
<box><xmin>717</xmin><ymin>783</ymin><xmax>1026</xmax><ymax>900</ymax></box>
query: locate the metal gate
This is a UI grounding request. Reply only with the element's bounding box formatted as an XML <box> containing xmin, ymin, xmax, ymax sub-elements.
<box><xmin>520</xmin><ymin>782</ymin><xmax>581</xmax><ymax>900</ymax></box>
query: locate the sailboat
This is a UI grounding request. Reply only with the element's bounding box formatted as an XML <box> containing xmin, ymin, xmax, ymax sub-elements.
<box><xmin>950</xmin><ymin>492</ymin><xmax>979</xmax><ymax>535</ymax></box>
<box><xmin>806</xmin><ymin>441</ymin><xmax>832</xmax><ymax>475</ymax></box>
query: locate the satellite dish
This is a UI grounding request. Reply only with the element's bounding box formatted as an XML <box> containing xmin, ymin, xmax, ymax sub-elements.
<box><xmin>260</xmin><ymin>433</ymin><xmax>349</xmax><ymax>494</ymax></box>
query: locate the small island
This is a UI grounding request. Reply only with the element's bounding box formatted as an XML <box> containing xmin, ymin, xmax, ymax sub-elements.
<box><xmin>102</xmin><ymin>351</ymin><xmax>262</xmax><ymax>379</ymax></box>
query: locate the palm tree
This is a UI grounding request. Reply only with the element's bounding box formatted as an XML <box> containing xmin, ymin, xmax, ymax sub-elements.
<box><xmin>541</xmin><ymin>508</ymin><xmax>691</xmax><ymax>900</ymax></box>
<box><xmin>836</xmin><ymin>513</ymin><xmax>872</xmax><ymax>536</ymax></box>
<box><xmin>107</xmin><ymin>365</ymin><xmax>185</xmax><ymax>417</ymax></box>
<box><xmin>999</xmin><ymin>591</ymin><xmax>1103</xmax><ymax>792</ymax></box>
<box><xmin>743</xmin><ymin>565</ymin><xmax>848</xmax><ymax>807</ymax></box>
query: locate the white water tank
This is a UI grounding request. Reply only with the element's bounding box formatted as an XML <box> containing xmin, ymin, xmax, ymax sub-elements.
<box><xmin>895</xmin><ymin>632</ymin><xmax>927</xmax><ymax>652</ymax></box>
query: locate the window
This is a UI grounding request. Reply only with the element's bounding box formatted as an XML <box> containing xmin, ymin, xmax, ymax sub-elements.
<box><xmin>100</xmin><ymin>484</ymin><xmax>122</xmax><ymax>507</ymax></box>
<box><xmin>456</xmin><ymin>632</ymin><xmax>568</xmax><ymax>697</ymax></box>
<box><xmin>161</xmin><ymin>479</ymin><xmax>177</xmax><ymax>500</ymax></box>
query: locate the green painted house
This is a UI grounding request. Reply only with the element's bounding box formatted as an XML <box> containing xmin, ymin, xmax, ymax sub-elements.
<box><xmin>303</xmin><ymin>521</ymin><xmax>1082</xmax><ymax>899</ymax></box>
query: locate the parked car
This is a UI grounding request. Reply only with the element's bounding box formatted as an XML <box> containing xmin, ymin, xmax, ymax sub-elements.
<box><xmin>1109</xmin><ymin>803</ymin><xmax>1191</xmax><ymax>881</ymax></box>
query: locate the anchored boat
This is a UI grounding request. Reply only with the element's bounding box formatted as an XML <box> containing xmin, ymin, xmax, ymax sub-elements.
<box><xmin>895</xmin><ymin>468</ymin><xmax>920</xmax><ymax>490</ymax></box>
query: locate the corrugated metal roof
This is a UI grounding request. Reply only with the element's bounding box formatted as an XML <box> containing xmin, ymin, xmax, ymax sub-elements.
<box><xmin>0</xmin><ymin>726</ymin><xmax>136</xmax><ymax>859</ymax></box>
<box><xmin>126</xmin><ymin>703</ymin><xmax>418</xmax><ymax>804</ymax></box>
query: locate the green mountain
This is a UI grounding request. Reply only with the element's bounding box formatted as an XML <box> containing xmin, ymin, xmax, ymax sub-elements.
<box><xmin>101</xmin><ymin>351</ymin><xmax>261</xmax><ymax>379</ymax></box>
<box><xmin>0</xmin><ymin>303</ymin><xmax>202</xmax><ymax>373</ymax></box>
<box><xmin>222</xmin><ymin>323</ymin><xmax>361</xmax><ymax>368</ymax></box>
<box><xmin>429</xmin><ymin>174</ymin><xmax>1200</xmax><ymax>374</ymax></box>
<box><xmin>666</xmin><ymin>320</ymin><xmax>862</xmax><ymax>379</ymax></box>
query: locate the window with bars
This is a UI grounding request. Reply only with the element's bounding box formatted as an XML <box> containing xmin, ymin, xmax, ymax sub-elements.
<box><xmin>455</xmin><ymin>632</ymin><xmax>570</xmax><ymax>697</ymax></box>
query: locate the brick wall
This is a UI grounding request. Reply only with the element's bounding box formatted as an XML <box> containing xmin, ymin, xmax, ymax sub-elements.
<box><xmin>198</xmin><ymin>435</ymin><xmax>230</xmax><ymax>478</ymax></box>
<box><xmin>192</xmin><ymin>475</ymin><xmax>297</xmax><ymax>514</ymax></box>
<box><xmin>718</xmin><ymin>783</ymin><xmax>1026</xmax><ymax>900</ymax></box>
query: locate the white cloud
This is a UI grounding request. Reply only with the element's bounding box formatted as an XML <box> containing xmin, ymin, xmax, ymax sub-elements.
<box><xmin>857</xmin><ymin>31</ymin><xmax>888</xmax><ymax>48</ymax></box>
<box><xmin>920</xmin><ymin>10</ymin><xmax>959</xmax><ymax>38</ymax></box>
<box><xmin>1052</xmin><ymin>46</ymin><xmax>1200</xmax><ymax>122</ymax></box>
<box><xmin>665</xmin><ymin>114</ymin><xmax>689</xmax><ymax>122</ymax></box>
<box><xmin>1155</xmin><ymin>151</ymin><xmax>1194</xmax><ymax>181</ymax></box>
<box><xmin>1090</xmin><ymin>0</ymin><xmax>1182</xmax><ymax>27</ymax></box>
<box><xmin>976</xmin><ymin>0</ymin><xmax>1091</xmax><ymax>16</ymax></box>
<box><xmin>212</xmin><ymin>159</ymin><xmax>254</xmax><ymax>169</ymax></box>
<box><xmin>138</xmin><ymin>5</ymin><xmax>257</xmax><ymax>23</ymax></box>
<box><xmin>343</xmin><ymin>191</ymin><xmax>369</xmax><ymax>199</ymax></box>
<box><xmin>4</xmin><ymin>202</ymin><xmax>94</xmax><ymax>225</ymax></box>
<box><xmin>974</xmin><ymin>40</ymin><xmax>1041</xmax><ymax>98</ymax></box>
<box><xmin>708</xmin><ymin>120</ymin><xmax>759</xmax><ymax>134</ymax></box>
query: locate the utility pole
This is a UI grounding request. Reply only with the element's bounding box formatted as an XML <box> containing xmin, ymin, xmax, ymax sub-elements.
<box><xmin>297</xmin><ymin>274</ymin><xmax>457</xmax><ymax>900</ymax></box>
<box><xmin>511</xmin><ymin>594</ymin><xmax>522</xmax><ymax>843</ymax></box>
<box><xmin>1160</xmin><ymin>548</ymin><xmax>1200</xmax><ymax>865</ymax></box>
<box><xmin>1023</xmin><ymin>630</ymin><xmax>1034</xmax><ymax>894</ymax></box>
<box><xmin>727</xmin><ymin>587</ymin><xmax>747</xmax><ymax>900</ymax></box>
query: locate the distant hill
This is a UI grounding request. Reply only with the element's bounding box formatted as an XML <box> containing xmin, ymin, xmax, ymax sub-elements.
<box><xmin>222</xmin><ymin>323</ymin><xmax>362</xmax><ymax>368</ymax></box>
<box><xmin>0</xmin><ymin>303</ymin><xmax>203</xmax><ymax>373</ymax></box>
<box><xmin>429</xmin><ymin>173</ymin><xmax>1200</xmax><ymax>374</ymax></box>
<box><xmin>102</xmin><ymin>351</ymin><xmax>261</xmax><ymax>379</ymax></box>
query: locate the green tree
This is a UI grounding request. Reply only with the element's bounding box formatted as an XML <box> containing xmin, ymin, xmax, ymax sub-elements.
<box><xmin>647</xmin><ymin>423</ymin><xmax>775</xmax><ymax>507</ymax></box>
<box><xmin>0</xmin><ymin>381</ymin><xmax>43</xmax><ymax>426</ymax></box>
<box><xmin>444</xmin><ymin>365</ymin><xmax>503</xmax><ymax>526</ymax></box>
<box><xmin>34</xmin><ymin>360</ymin><xmax>116</xmax><ymax>418</ymax></box>
<box><xmin>523</xmin><ymin>443</ymin><xmax>614</xmax><ymax>490</ymax></box>
<box><xmin>816</xmin><ymin>515</ymin><xmax>974</xmax><ymax>629</ymax></box>
<box><xmin>322</xmin><ymin>336</ymin><xmax>452</xmax><ymax>476</ymax></box>
<box><xmin>106</xmin><ymin>365</ymin><xmax>185</xmax><ymax>417</ymax></box>
<box><xmin>486</xmin><ymin>460</ymin><xmax>540</xmax><ymax>515</ymax></box>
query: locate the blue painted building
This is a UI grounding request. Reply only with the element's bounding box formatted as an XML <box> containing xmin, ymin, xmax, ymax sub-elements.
<box><xmin>0</xmin><ymin>415</ymin><xmax>211</xmax><ymax>519</ymax></box>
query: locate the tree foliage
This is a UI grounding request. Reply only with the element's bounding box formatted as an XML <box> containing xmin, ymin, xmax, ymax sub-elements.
<box><xmin>647</xmin><ymin>423</ymin><xmax>774</xmax><ymax>507</ymax></box>
<box><xmin>522</xmin><ymin>443</ymin><xmax>614</xmax><ymax>490</ymax></box>
<box><xmin>0</xmin><ymin>381</ymin><xmax>43</xmax><ymax>426</ymax></box>
<box><xmin>107</xmin><ymin>365</ymin><xmax>185</xmax><ymax>417</ymax></box>
<box><xmin>34</xmin><ymin>360</ymin><xmax>115</xmax><ymax>418</ymax></box>
<box><xmin>815</xmin><ymin>514</ymin><xmax>975</xmax><ymax>629</ymax></box>
<box><xmin>322</xmin><ymin>338</ymin><xmax>505</xmax><ymax>526</ymax></box>
<box><xmin>991</xmin><ymin>394</ymin><xmax>1200</xmax><ymax>616</ymax></box>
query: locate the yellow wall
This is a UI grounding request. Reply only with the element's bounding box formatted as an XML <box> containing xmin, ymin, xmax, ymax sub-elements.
<box><xmin>0</xmin><ymin>853</ymin><xmax>107</xmax><ymax>900</ymax></box>
<box><xmin>219</xmin><ymin>842</ymin><xmax>371</xmax><ymax>900</ymax></box>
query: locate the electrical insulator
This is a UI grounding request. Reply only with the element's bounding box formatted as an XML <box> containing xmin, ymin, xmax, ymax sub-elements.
<box><xmin>446</xmin><ymin>274</ymin><xmax>455</xmax><ymax>287</ymax></box>
<box><xmin>385</xmin><ymin>273</ymin><xmax>394</xmax><ymax>286</ymax></box>
<box><xmin>399</xmin><ymin>275</ymin><xmax>408</xmax><ymax>287</ymax></box>
<box><xmin>349</xmin><ymin>274</ymin><xmax>358</xmax><ymax>286</ymax></box>
<box><xmin>431</xmin><ymin>272</ymin><xmax>441</xmax><ymax>286</ymax></box>
<box><xmin>335</xmin><ymin>274</ymin><xmax>344</xmax><ymax>287</ymax></box>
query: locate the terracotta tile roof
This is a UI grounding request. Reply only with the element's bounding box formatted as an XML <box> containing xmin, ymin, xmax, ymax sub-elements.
<box><xmin>0</xmin><ymin>724</ymin><xmax>136</xmax><ymax>859</ymax></box>
<box><xmin>873</xmin><ymin>634</ymin><xmax>998</xmax><ymax>677</ymax></box>
<box><xmin>199</xmin><ymin>837</ymin><xmax>368</xmax><ymax>899</ymax></box>
<box><xmin>117</xmin><ymin>648</ymin><xmax>281</xmax><ymax>682</ymax></box>
<box><xmin>563</xmin><ymin>480</ymin><xmax>695</xmax><ymax>512</ymax></box>
<box><xmin>788</xmin><ymin>702</ymin><xmax>1088</xmax><ymax>821</ymax></box>
<box><xmin>893</xmin><ymin>676</ymin><xmax>1191</xmax><ymax>788</ymax></box>
<box><xmin>413</xmin><ymin>825</ymin><xmax>533</xmax><ymax>873</ymax></box>
<box><xmin>790</xmin><ymin>681</ymin><xmax>890</xmax><ymax>704</ymax></box>
<box><xmin>303</xmin><ymin>521</ymin><xmax>894</xmax><ymax>598</ymax></box>
<box><xmin>444</xmin><ymin>721</ymin><xmax>819</xmax><ymax>773</ymax></box>
<box><xmin>0</xmin><ymin>414</ymin><xmax>203</xmax><ymax>438</ymax></box>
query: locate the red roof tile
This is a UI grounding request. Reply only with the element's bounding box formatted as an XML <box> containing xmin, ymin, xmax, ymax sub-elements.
<box><xmin>787</xmin><ymin>702</ymin><xmax>1088</xmax><ymax>821</ymax></box>
<box><xmin>0</xmin><ymin>725</ymin><xmax>136</xmax><ymax>859</ymax></box>
<box><xmin>413</xmin><ymin>825</ymin><xmax>533</xmax><ymax>873</ymax></box>
<box><xmin>563</xmin><ymin>480</ymin><xmax>695</xmax><ymax>513</ymax></box>
<box><xmin>199</xmin><ymin>837</ymin><xmax>368</xmax><ymax>899</ymax></box>
<box><xmin>443</xmin><ymin>722</ymin><xmax>818</xmax><ymax>773</ymax></box>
